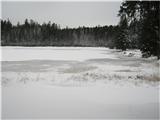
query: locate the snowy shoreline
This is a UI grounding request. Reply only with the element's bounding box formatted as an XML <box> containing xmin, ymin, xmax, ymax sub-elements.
<box><xmin>1</xmin><ymin>47</ymin><xmax>159</xmax><ymax>119</ymax></box>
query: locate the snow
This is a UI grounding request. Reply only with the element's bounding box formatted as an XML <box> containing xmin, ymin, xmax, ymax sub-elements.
<box><xmin>1</xmin><ymin>47</ymin><xmax>118</xmax><ymax>62</ymax></box>
<box><xmin>1</xmin><ymin>47</ymin><xmax>160</xmax><ymax>119</ymax></box>
<box><xmin>2</xmin><ymin>84</ymin><xmax>159</xmax><ymax>119</ymax></box>
<box><xmin>122</xmin><ymin>49</ymin><xmax>142</xmax><ymax>58</ymax></box>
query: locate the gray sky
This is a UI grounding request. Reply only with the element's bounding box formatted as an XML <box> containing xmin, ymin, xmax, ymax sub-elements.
<box><xmin>2</xmin><ymin>1</ymin><xmax>121</xmax><ymax>28</ymax></box>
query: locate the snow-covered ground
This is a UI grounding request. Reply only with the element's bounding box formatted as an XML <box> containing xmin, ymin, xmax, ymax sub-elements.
<box><xmin>2</xmin><ymin>47</ymin><xmax>118</xmax><ymax>61</ymax></box>
<box><xmin>1</xmin><ymin>47</ymin><xmax>160</xmax><ymax>119</ymax></box>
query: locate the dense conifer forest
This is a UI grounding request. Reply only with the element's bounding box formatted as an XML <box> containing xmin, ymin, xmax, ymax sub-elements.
<box><xmin>1</xmin><ymin>1</ymin><xmax>160</xmax><ymax>58</ymax></box>
<box><xmin>1</xmin><ymin>19</ymin><xmax>119</xmax><ymax>47</ymax></box>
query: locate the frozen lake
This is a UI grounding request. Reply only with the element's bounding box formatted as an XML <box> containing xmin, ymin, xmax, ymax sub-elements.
<box><xmin>2</xmin><ymin>47</ymin><xmax>119</xmax><ymax>61</ymax></box>
<box><xmin>1</xmin><ymin>47</ymin><xmax>159</xmax><ymax>119</ymax></box>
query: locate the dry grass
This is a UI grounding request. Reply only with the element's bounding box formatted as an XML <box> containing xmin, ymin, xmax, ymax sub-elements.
<box><xmin>144</xmin><ymin>74</ymin><xmax>160</xmax><ymax>82</ymax></box>
<box><xmin>135</xmin><ymin>74</ymin><xmax>160</xmax><ymax>82</ymax></box>
<box><xmin>60</xmin><ymin>66</ymin><xmax>97</xmax><ymax>73</ymax></box>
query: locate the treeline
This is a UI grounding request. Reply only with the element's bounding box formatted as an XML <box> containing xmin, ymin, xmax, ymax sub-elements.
<box><xmin>1</xmin><ymin>1</ymin><xmax>160</xmax><ymax>59</ymax></box>
<box><xmin>1</xmin><ymin>19</ymin><xmax>119</xmax><ymax>47</ymax></box>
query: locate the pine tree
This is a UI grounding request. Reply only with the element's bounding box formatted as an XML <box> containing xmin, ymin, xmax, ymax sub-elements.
<box><xmin>116</xmin><ymin>14</ymin><xmax>129</xmax><ymax>51</ymax></box>
<box><xmin>139</xmin><ymin>1</ymin><xmax>160</xmax><ymax>58</ymax></box>
<box><xmin>118</xmin><ymin>1</ymin><xmax>160</xmax><ymax>59</ymax></box>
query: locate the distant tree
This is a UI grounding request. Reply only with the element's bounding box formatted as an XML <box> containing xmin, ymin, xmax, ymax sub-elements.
<box><xmin>24</xmin><ymin>19</ymin><xmax>29</xmax><ymax>28</ymax></box>
<box><xmin>1</xmin><ymin>19</ymin><xmax>119</xmax><ymax>47</ymax></box>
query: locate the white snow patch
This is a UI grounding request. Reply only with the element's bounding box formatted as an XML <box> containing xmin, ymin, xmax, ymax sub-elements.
<box><xmin>2</xmin><ymin>83</ymin><xmax>159</xmax><ymax>119</ymax></box>
<box><xmin>122</xmin><ymin>49</ymin><xmax>142</xmax><ymax>58</ymax></box>
<box><xmin>1</xmin><ymin>47</ymin><xmax>118</xmax><ymax>61</ymax></box>
<box><xmin>1</xmin><ymin>47</ymin><xmax>159</xmax><ymax>119</ymax></box>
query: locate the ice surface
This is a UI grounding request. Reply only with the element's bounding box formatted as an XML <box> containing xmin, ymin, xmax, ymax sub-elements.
<box><xmin>1</xmin><ymin>47</ymin><xmax>118</xmax><ymax>61</ymax></box>
<box><xmin>1</xmin><ymin>47</ymin><xmax>159</xmax><ymax>119</ymax></box>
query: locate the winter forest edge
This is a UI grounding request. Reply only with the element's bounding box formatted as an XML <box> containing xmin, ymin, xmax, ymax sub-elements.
<box><xmin>1</xmin><ymin>1</ymin><xmax>160</xmax><ymax>59</ymax></box>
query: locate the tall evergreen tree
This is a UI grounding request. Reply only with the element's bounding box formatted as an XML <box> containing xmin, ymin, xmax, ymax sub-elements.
<box><xmin>139</xmin><ymin>1</ymin><xmax>160</xmax><ymax>58</ymax></box>
<box><xmin>116</xmin><ymin>14</ymin><xmax>129</xmax><ymax>51</ymax></box>
<box><xmin>119</xmin><ymin>1</ymin><xmax>160</xmax><ymax>58</ymax></box>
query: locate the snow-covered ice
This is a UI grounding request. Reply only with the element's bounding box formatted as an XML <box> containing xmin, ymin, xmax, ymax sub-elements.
<box><xmin>1</xmin><ymin>47</ymin><xmax>159</xmax><ymax>119</ymax></box>
<box><xmin>2</xmin><ymin>47</ymin><xmax>118</xmax><ymax>61</ymax></box>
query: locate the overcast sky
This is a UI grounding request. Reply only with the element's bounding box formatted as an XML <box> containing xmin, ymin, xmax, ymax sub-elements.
<box><xmin>2</xmin><ymin>1</ymin><xmax>121</xmax><ymax>28</ymax></box>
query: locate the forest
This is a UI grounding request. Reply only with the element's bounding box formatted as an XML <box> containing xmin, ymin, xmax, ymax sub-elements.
<box><xmin>1</xmin><ymin>19</ymin><xmax>119</xmax><ymax>47</ymax></box>
<box><xmin>1</xmin><ymin>1</ymin><xmax>160</xmax><ymax>59</ymax></box>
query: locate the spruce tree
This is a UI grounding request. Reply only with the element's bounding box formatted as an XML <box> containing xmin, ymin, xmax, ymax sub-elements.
<box><xmin>116</xmin><ymin>14</ymin><xmax>129</xmax><ymax>51</ymax></box>
<box><xmin>118</xmin><ymin>1</ymin><xmax>160</xmax><ymax>59</ymax></box>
